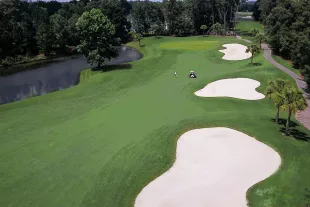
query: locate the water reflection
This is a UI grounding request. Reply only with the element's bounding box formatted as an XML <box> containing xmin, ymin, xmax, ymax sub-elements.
<box><xmin>0</xmin><ymin>46</ymin><xmax>142</xmax><ymax>105</ymax></box>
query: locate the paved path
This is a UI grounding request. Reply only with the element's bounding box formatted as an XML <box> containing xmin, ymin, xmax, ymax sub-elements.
<box><xmin>262</xmin><ymin>43</ymin><xmax>310</xmax><ymax>130</ymax></box>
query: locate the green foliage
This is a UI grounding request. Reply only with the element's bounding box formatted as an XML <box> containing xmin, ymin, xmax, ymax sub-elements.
<box><xmin>36</xmin><ymin>24</ymin><xmax>54</xmax><ymax>55</ymax></box>
<box><xmin>67</xmin><ymin>14</ymin><xmax>80</xmax><ymax>46</ymax></box>
<box><xmin>254</xmin><ymin>33</ymin><xmax>266</xmax><ymax>49</ymax></box>
<box><xmin>265</xmin><ymin>79</ymin><xmax>291</xmax><ymax>123</ymax></box>
<box><xmin>281</xmin><ymin>87</ymin><xmax>308</xmax><ymax>134</ymax></box>
<box><xmin>132</xmin><ymin>1</ymin><xmax>165</xmax><ymax>34</ymax></box>
<box><xmin>0</xmin><ymin>0</ymin><xmax>131</xmax><ymax>66</ymax></box>
<box><xmin>259</xmin><ymin>0</ymin><xmax>310</xmax><ymax>88</ymax></box>
<box><xmin>200</xmin><ymin>25</ymin><xmax>207</xmax><ymax>36</ymax></box>
<box><xmin>246</xmin><ymin>43</ymin><xmax>260</xmax><ymax>64</ymax></box>
<box><xmin>238</xmin><ymin>2</ymin><xmax>255</xmax><ymax>12</ymax></box>
<box><xmin>211</xmin><ymin>23</ymin><xmax>223</xmax><ymax>36</ymax></box>
<box><xmin>76</xmin><ymin>9</ymin><xmax>119</xmax><ymax>67</ymax></box>
<box><xmin>250</xmin><ymin>28</ymin><xmax>260</xmax><ymax>37</ymax></box>
<box><xmin>163</xmin><ymin>0</ymin><xmax>187</xmax><ymax>36</ymax></box>
<box><xmin>149</xmin><ymin>23</ymin><xmax>164</xmax><ymax>38</ymax></box>
<box><xmin>101</xmin><ymin>0</ymin><xmax>131</xmax><ymax>43</ymax></box>
<box><xmin>50</xmin><ymin>14</ymin><xmax>68</xmax><ymax>52</ymax></box>
<box><xmin>130</xmin><ymin>31</ymin><xmax>143</xmax><ymax>47</ymax></box>
<box><xmin>0</xmin><ymin>0</ymin><xmax>242</xmax><ymax>65</ymax></box>
<box><xmin>186</xmin><ymin>0</ymin><xmax>213</xmax><ymax>34</ymax></box>
<box><xmin>265</xmin><ymin>77</ymin><xmax>308</xmax><ymax>135</ymax></box>
<box><xmin>302</xmin><ymin>65</ymin><xmax>310</xmax><ymax>89</ymax></box>
<box><xmin>252</xmin><ymin>0</ymin><xmax>261</xmax><ymax>21</ymax></box>
<box><xmin>303</xmin><ymin>188</ymin><xmax>310</xmax><ymax>207</ymax></box>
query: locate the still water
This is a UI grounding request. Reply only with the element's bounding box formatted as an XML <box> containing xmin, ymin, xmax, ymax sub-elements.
<box><xmin>0</xmin><ymin>46</ymin><xmax>142</xmax><ymax>105</ymax></box>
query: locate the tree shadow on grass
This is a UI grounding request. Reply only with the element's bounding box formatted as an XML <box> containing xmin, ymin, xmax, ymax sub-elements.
<box><xmin>92</xmin><ymin>63</ymin><xmax>132</xmax><ymax>73</ymax></box>
<box><xmin>246</xmin><ymin>63</ymin><xmax>262</xmax><ymax>67</ymax></box>
<box><xmin>279</xmin><ymin>128</ymin><xmax>310</xmax><ymax>141</ymax></box>
<box><xmin>271</xmin><ymin>118</ymin><xmax>310</xmax><ymax>141</ymax></box>
<box><xmin>271</xmin><ymin>118</ymin><xmax>299</xmax><ymax>127</ymax></box>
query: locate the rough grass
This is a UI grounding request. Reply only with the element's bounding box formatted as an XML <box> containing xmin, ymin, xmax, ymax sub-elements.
<box><xmin>0</xmin><ymin>34</ymin><xmax>310</xmax><ymax>207</ymax></box>
<box><xmin>272</xmin><ymin>54</ymin><xmax>301</xmax><ymax>76</ymax></box>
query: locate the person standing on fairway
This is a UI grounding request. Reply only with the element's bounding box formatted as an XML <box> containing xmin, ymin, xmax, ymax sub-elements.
<box><xmin>174</xmin><ymin>71</ymin><xmax>178</xmax><ymax>78</ymax></box>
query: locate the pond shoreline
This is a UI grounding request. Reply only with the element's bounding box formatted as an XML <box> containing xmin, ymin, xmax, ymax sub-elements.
<box><xmin>0</xmin><ymin>46</ymin><xmax>143</xmax><ymax>105</ymax></box>
<box><xmin>0</xmin><ymin>54</ymin><xmax>82</xmax><ymax>76</ymax></box>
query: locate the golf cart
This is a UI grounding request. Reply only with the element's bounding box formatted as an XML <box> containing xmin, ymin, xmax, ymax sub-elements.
<box><xmin>189</xmin><ymin>71</ymin><xmax>197</xmax><ymax>78</ymax></box>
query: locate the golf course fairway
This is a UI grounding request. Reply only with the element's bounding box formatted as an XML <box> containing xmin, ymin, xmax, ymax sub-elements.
<box><xmin>1</xmin><ymin>34</ymin><xmax>310</xmax><ymax>207</ymax></box>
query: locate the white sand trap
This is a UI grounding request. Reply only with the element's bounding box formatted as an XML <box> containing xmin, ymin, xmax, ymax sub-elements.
<box><xmin>195</xmin><ymin>78</ymin><xmax>265</xmax><ymax>100</ymax></box>
<box><xmin>242</xmin><ymin>16</ymin><xmax>253</xmax><ymax>20</ymax></box>
<box><xmin>135</xmin><ymin>128</ymin><xmax>281</xmax><ymax>207</ymax></box>
<box><xmin>219</xmin><ymin>44</ymin><xmax>252</xmax><ymax>60</ymax></box>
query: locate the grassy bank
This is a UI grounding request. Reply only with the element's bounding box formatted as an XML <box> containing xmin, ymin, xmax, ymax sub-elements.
<box><xmin>272</xmin><ymin>54</ymin><xmax>301</xmax><ymax>76</ymax></box>
<box><xmin>0</xmin><ymin>31</ymin><xmax>310</xmax><ymax>207</ymax></box>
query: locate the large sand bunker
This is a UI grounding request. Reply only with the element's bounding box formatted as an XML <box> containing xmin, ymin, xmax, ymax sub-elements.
<box><xmin>195</xmin><ymin>78</ymin><xmax>265</xmax><ymax>100</ymax></box>
<box><xmin>219</xmin><ymin>44</ymin><xmax>252</xmax><ymax>60</ymax></box>
<box><xmin>135</xmin><ymin>128</ymin><xmax>281</xmax><ymax>207</ymax></box>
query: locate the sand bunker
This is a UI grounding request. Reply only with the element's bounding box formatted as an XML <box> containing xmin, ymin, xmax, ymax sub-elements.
<box><xmin>195</xmin><ymin>78</ymin><xmax>265</xmax><ymax>100</ymax></box>
<box><xmin>219</xmin><ymin>44</ymin><xmax>252</xmax><ymax>60</ymax></box>
<box><xmin>242</xmin><ymin>16</ymin><xmax>253</xmax><ymax>20</ymax></box>
<box><xmin>135</xmin><ymin>127</ymin><xmax>281</xmax><ymax>207</ymax></box>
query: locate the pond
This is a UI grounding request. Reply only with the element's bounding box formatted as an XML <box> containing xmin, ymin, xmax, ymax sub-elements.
<box><xmin>0</xmin><ymin>46</ymin><xmax>142</xmax><ymax>105</ymax></box>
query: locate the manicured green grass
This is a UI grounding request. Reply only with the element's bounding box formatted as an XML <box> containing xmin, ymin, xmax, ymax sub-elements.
<box><xmin>159</xmin><ymin>40</ymin><xmax>218</xmax><ymax>50</ymax></box>
<box><xmin>0</xmin><ymin>34</ymin><xmax>310</xmax><ymax>207</ymax></box>
<box><xmin>236</xmin><ymin>19</ymin><xmax>264</xmax><ymax>39</ymax></box>
<box><xmin>237</xmin><ymin>12</ymin><xmax>253</xmax><ymax>17</ymax></box>
<box><xmin>273</xmin><ymin>54</ymin><xmax>301</xmax><ymax>76</ymax></box>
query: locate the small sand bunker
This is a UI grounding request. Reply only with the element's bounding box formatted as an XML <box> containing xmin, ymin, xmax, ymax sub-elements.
<box><xmin>242</xmin><ymin>16</ymin><xmax>253</xmax><ymax>20</ymax></box>
<box><xmin>219</xmin><ymin>44</ymin><xmax>251</xmax><ymax>60</ymax></box>
<box><xmin>135</xmin><ymin>128</ymin><xmax>281</xmax><ymax>207</ymax></box>
<box><xmin>195</xmin><ymin>78</ymin><xmax>265</xmax><ymax>100</ymax></box>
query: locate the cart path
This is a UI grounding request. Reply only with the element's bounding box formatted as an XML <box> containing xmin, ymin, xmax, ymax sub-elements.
<box><xmin>262</xmin><ymin>43</ymin><xmax>310</xmax><ymax>130</ymax></box>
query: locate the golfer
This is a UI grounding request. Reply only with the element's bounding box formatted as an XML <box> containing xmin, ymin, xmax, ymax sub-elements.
<box><xmin>174</xmin><ymin>71</ymin><xmax>178</xmax><ymax>78</ymax></box>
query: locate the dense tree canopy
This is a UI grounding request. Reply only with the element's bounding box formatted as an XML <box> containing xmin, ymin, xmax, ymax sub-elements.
<box><xmin>0</xmin><ymin>0</ymin><xmax>130</xmax><ymax>65</ymax></box>
<box><xmin>255</xmin><ymin>0</ymin><xmax>310</xmax><ymax>89</ymax></box>
<box><xmin>76</xmin><ymin>8</ymin><xmax>119</xmax><ymax>67</ymax></box>
<box><xmin>0</xmin><ymin>0</ymin><xmax>242</xmax><ymax>66</ymax></box>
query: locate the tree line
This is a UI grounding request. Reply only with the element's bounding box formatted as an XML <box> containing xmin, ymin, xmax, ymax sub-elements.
<box><xmin>132</xmin><ymin>0</ymin><xmax>240</xmax><ymax>37</ymax></box>
<box><xmin>0</xmin><ymin>0</ymin><xmax>131</xmax><ymax>66</ymax></box>
<box><xmin>253</xmin><ymin>0</ymin><xmax>310</xmax><ymax>89</ymax></box>
<box><xmin>0</xmin><ymin>0</ymin><xmax>242</xmax><ymax>67</ymax></box>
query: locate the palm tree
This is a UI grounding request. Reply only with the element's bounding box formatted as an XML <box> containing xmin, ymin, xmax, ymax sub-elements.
<box><xmin>200</xmin><ymin>25</ymin><xmax>208</xmax><ymax>36</ymax></box>
<box><xmin>281</xmin><ymin>87</ymin><xmax>308</xmax><ymax>134</ymax></box>
<box><xmin>254</xmin><ymin>33</ymin><xmax>266</xmax><ymax>50</ymax></box>
<box><xmin>246</xmin><ymin>44</ymin><xmax>260</xmax><ymax>64</ymax></box>
<box><xmin>250</xmin><ymin>28</ymin><xmax>260</xmax><ymax>37</ymax></box>
<box><xmin>265</xmin><ymin>79</ymin><xmax>291</xmax><ymax>124</ymax></box>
